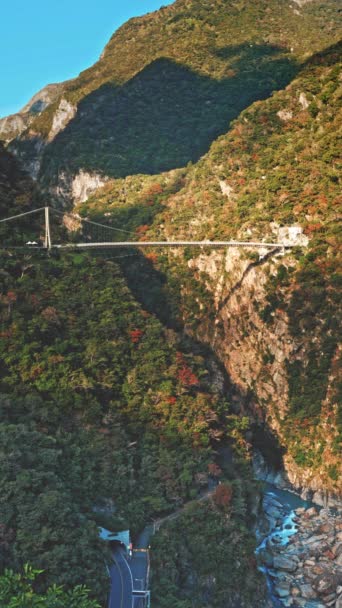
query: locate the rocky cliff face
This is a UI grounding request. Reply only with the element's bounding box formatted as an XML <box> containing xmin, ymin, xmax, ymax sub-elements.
<box><xmin>0</xmin><ymin>83</ymin><xmax>63</xmax><ymax>142</ymax></box>
<box><xmin>146</xmin><ymin>41</ymin><xmax>340</xmax><ymax>503</ymax></box>
<box><xmin>184</xmin><ymin>242</ymin><xmax>340</xmax><ymax>504</ymax></box>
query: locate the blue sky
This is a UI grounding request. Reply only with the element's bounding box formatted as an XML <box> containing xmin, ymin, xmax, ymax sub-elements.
<box><xmin>1</xmin><ymin>0</ymin><xmax>173</xmax><ymax>118</ymax></box>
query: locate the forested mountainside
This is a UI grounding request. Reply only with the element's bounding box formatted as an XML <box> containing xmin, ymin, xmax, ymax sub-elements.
<box><xmin>79</xmin><ymin>40</ymin><xmax>342</xmax><ymax>502</ymax></box>
<box><xmin>0</xmin><ymin>149</ymin><xmax>265</xmax><ymax>605</ymax></box>
<box><xmin>0</xmin><ymin>0</ymin><xmax>341</xmax><ymax>605</ymax></box>
<box><xmin>0</xmin><ymin>143</ymin><xmax>38</xmax><ymax>216</ymax></box>
<box><xmin>6</xmin><ymin>0</ymin><xmax>342</xmax><ymax>200</ymax></box>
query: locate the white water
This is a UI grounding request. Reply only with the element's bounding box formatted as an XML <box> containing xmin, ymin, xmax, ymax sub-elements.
<box><xmin>256</xmin><ymin>484</ymin><xmax>311</xmax><ymax>607</ymax></box>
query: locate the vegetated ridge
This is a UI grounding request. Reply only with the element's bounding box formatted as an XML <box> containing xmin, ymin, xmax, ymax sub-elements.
<box><xmin>0</xmin><ymin>149</ymin><xmax>266</xmax><ymax>606</ymax></box>
<box><xmin>80</xmin><ymin>39</ymin><xmax>341</xmax><ymax>504</ymax></box>
<box><xmin>5</xmin><ymin>0</ymin><xmax>342</xmax><ymax>202</ymax></box>
<box><xmin>0</xmin><ymin>0</ymin><xmax>341</xmax><ymax>605</ymax></box>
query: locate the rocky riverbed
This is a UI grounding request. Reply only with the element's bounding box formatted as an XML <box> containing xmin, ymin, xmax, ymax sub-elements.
<box><xmin>257</xmin><ymin>488</ymin><xmax>342</xmax><ymax>608</ymax></box>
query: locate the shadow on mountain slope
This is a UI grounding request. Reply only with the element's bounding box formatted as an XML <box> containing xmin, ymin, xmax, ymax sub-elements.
<box><xmin>112</xmin><ymin>245</ymin><xmax>288</xmax><ymax>477</ymax></box>
<box><xmin>40</xmin><ymin>43</ymin><xmax>298</xmax><ymax>186</ymax></box>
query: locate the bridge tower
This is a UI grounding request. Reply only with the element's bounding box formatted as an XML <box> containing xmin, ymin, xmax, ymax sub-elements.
<box><xmin>44</xmin><ymin>206</ymin><xmax>52</xmax><ymax>249</ymax></box>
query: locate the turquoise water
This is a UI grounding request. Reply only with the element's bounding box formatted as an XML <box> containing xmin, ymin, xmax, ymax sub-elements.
<box><xmin>257</xmin><ymin>484</ymin><xmax>312</xmax><ymax>607</ymax></box>
<box><xmin>263</xmin><ymin>482</ymin><xmax>312</xmax><ymax>510</ymax></box>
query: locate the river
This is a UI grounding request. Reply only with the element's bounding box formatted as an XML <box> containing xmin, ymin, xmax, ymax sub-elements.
<box><xmin>257</xmin><ymin>483</ymin><xmax>313</xmax><ymax>607</ymax></box>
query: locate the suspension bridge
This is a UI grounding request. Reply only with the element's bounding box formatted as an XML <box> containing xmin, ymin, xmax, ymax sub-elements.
<box><xmin>0</xmin><ymin>206</ymin><xmax>295</xmax><ymax>252</ymax></box>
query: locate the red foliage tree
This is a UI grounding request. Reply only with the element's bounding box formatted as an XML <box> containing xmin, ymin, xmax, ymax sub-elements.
<box><xmin>175</xmin><ymin>352</ymin><xmax>184</xmax><ymax>364</ymax></box>
<box><xmin>129</xmin><ymin>329</ymin><xmax>144</xmax><ymax>344</ymax></box>
<box><xmin>304</xmin><ymin>222</ymin><xmax>323</xmax><ymax>235</ymax></box>
<box><xmin>6</xmin><ymin>291</ymin><xmax>17</xmax><ymax>303</ymax></box>
<box><xmin>136</xmin><ymin>225</ymin><xmax>150</xmax><ymax>241</ymax></box>
<box><xmin>176</xmin><ymin>352</ymin><xmax>199</xmax><ymax>387</ymax></box>
<box><xmin>29</xmin><ymin>294</ymin><xmax>40</xmax><ymax>308</ymax></box>
<box><xmin>1</xmin><ymin>291</ymin><xmax>17</xmax><ymax>315</ymax></box>
<box><xmin>213</xmin><ymin>483</ymin><xmax>233</xmax><ymax>510</ymax></box>
<box><xmin>136</xmin><ymin>225</ymin><xmax>148</xmax><ymax>234</ymax></box>
<box><xmin>146</xmin><ymin>183</ymin><xmax>163</xmax><ymax>196</ymax></box>
<box><xmin>317</xmin><ymin>193</ymin><xmax>328</xmax><ymax>208</ymax></box>
<box><xmin>177</xmin><ymin>365</ymin><xmax>199</xmax><ymax>387</ymax></box>
<box><xmin>145</xmin><ymin>253</ymin><xmax>158</xmax><ymax>264</ymax></box>
<box><xmin>0</xmin><ymin>330</ymin><xmax>12</xmax><ymax>339</ymax></box>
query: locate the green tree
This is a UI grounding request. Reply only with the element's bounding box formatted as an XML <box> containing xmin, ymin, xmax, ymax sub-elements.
<box><xmin>0</xmin><ymin>564</ymin><xmax>100</xmax><ymax>607</ymax></box>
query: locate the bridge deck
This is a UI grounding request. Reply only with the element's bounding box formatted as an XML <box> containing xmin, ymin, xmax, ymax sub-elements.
<box><xmin>0</xmin><ymin>207</ymin><xmax>297</xmax><ymax>251</ymax></box>
<box><xmin>53</xmin><ymin>241</ymin><xmax>293</xmax><ymax>250</ymax></box>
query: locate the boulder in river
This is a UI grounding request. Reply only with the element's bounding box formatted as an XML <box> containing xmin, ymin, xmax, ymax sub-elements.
<box><xmin>304</xmin><ymin>507</ymin><xmax>318</xmax><ymax>519</ymax></box>
<box><xmin>313</xmin><ymin>572</ymin><xmax>342</xmax><ymax>595</ymax></box>
<box><xmin>273</xmin><ymin>556</ymin><xmax>298</xmax><ymax>572</ymax></box>
<box><xmin>298</xmin><ymin>582</ymin><xmax>317</xmax><ymax>599</ymax></box>
<box><xmin>274</xmin><ymin>581</ymin><xmax>291</xmax><ymax>597</ymax></box>
<box><xmin>332</xmin><ymin>542</ymin><xmax>342</xmax><ymax>557</ymax></box>
<box><xmin>258</xmin><ymin>487</ymin><xmax>342</xmax><ymax>608</ymax></box>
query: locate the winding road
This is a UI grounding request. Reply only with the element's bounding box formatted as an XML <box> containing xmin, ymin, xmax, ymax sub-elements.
<box><xmin>109</xmin><ymin>547</ymin><xmax>134</xmax><ymax>608</ymax></box>
<box><xmin>109</xmin><ymin>486</ymin><xmax>217</xmax><ymax>607</ymax></box>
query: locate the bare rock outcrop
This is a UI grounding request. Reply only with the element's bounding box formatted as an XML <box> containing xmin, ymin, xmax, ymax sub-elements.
<box><xmin>0</xmin><ymin>83</ymin><xmax>63</xmax><ymax>142</ymax></box>
<box><xmin>71</xmin><ymin>170</ymin><xmax>109</xmax><ymax>204</ymax></box>
<box><xmin>48</xmin><ymin>98</ymin><xmax>77</xmax><ymax>141</ymax></box>
<box><xmin>185</xmin><ymin>227</ymin><xmax>340</xmax><ymax>502</ymax></box>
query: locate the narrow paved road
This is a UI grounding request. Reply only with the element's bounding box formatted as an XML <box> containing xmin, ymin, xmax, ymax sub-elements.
<box><xmin>131</xmin><ymin>525</ymin><xmax>153</xmax><ymax>607</ymax></box>
<box><xmin>109</xmin><ymin>487</ymin><xmax>217</xmax><ymax>607</ymax></box>
<box><xmin>109</xmin><ymin>547</ymin><xmax>134</xmax><ymax>608</ymax></box>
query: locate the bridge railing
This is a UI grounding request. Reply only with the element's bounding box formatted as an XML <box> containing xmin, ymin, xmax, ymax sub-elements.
<box><xmin>0</xmin><ymin>206</ymin><xmax>296</xmax><ymax>252</ymax></box>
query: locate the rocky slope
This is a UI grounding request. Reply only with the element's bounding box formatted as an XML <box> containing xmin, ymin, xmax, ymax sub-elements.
<box><xmin>157</xmin><ymin>42</ymin><xmax>342</xmax><ymax>503</ymax></box>
<box><xmin>154</xmin><ymin>42</ymin><xmax>342</xmax><ymax>503</ymax></box>
<box><xmin>0</xmin><ymin>83</ymin><xmax>64</xmax><ymax>142</ymax></box>
<box><xmin>259</xmin><ymin>498</ymin><xmax>342</xmax><ymax>608</ymax></box>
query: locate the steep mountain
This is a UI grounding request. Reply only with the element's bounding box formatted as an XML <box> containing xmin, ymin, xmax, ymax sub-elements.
<box><xmin>77</xmin><ymin>40</ymin><xmax>342</xmax><ymax>503</ymax></box>
<box><xmin>159</xmin><ymin>41</ymin><xmax>342</xmax><ymax>503</ymax></box>
<box><xmin>0</xmin><ymin>149</ymin><xmax>265</xmax><ymax>605</ymax></box>
<box><xmin>0</xmin><ymin>0</ymin><xmax>341</xmax><ymax>605</ymax></box>
<box><xmin>4</xmin><ymin>0</ymin><xmax>342</xmax><ymax>203</ymax></box>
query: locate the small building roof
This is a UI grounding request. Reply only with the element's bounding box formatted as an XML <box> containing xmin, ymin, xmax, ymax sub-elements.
<box><xmin>99</xmin><ymin>527</ymin><xmax>130</xmax><ymax>549</ymax></box>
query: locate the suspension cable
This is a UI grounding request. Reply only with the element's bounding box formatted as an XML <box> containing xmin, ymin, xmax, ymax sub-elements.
<box><xmin>50</xmin><ymin>207</ymin><xmax>138</xmax><ymax>236</ymax></box>
<box><xmin>0</xmin><ymin>207</ymin><xmax>46</xmax><ymax>223</ymax></box>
